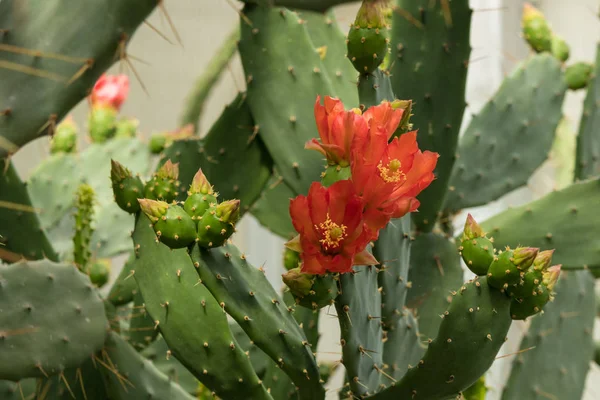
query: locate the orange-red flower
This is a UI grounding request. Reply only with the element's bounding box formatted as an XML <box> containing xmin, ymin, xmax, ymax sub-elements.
<box><xmin>352</xmin><ymin>130</ymin><xmax>438</xmax><ymax>239</ymax></box>
<box><xmin>90</xmin><ymin>74</ymin><xmax>130</xmax><ymax>110</ymax></box>
<box><xmin>306</xmin><ymin>96</ymin><xmax>403</xmax><ymax>166</ymax></box>
<box><xmin>287</xmin><ymin>180</ymin><xmax>377</xmax><ymax>274</ymax></box>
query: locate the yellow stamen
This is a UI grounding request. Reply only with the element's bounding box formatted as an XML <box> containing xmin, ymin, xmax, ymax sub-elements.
<box><xmin>377</xmin><ymin>158</ymin><xmax>406</xmax><ymax>183</ymax></box>
<box><xmin>316</xmin><ymin>213</ymin><xmax>347</xmax><ymax>250</ymax></box>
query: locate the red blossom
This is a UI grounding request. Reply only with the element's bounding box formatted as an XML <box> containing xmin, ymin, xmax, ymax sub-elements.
<box><xmin>351</xmin><ymin>130</ymin><xmax>438</xmax><ymax>239</ymax></box>
<box><xmin>90</xmin><ymin>74</ymin><xmax>130</xmax><ymax>110</ymax></box>
<box><xmin>287</xmin><ymin>180</ymin><xmax>377</xmax><ymax>274</ymax></box>
<box><xmin>306</xmin><ymin>96</ymin><xmax>403</xmax><ymax>166</ymax></box>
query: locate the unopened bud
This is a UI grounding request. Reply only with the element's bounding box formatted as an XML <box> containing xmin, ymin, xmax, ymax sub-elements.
<box><xmin>50</xmin><ymin>116</ymin><xmax>78</xmax><ymax>154</ymax></box>
<box><xmin>216</xmin><ymin>200</ymin><xmax>241</xmax><ymax>224</ymax></box>
<box><xmin>156</xmin><ymin>159</ymin><xmax>179</xmax><ymax>181</ymax></box>
<box><xmin>512</xmin><ymin>247</ymin><xmax>539</xmax><ymax>270</ymax></box>
<box><xmin>189</xmin><ymin>169</ymin><xmax>214</xmax><ymax>195</ymax></box>
<box><xmin>533</xmin><ymin>249</ymin><xmax>554</xmax><ymax>271</ymax></box>
<box><xmin>462</xmin><ymin>213</ymin><xmax>484</xmax><ymax>240</ymax></box>
<box><xmin>138</xmin><ymin>199</ymin><xmax>168</xmax><ymax>223</ymax></box>
<box><xmin>282</xmin><ymin>268</ymin><xmax>314</xmax><ymax>298</ymax></box>
<box><xmin>542</xmin><ymin>265</ymin><xmax>561</xmax><ymax>291</ymax></box>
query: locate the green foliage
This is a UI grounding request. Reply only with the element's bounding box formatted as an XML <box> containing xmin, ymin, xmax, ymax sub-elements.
<box><xmin>481</xmin><ymin>178</ymin><xmax>600</xmax><ymax>269</ymax></box>
<box><xmin>131</xmin><ymin>216</ymin><xmax>270</xmax><ymax>399</ymax></box>
<box><xmin>0</xmin><ymin>259</ymin><xmax>108</xmax><ymax>381</ymax></box>
<box><xmin>575</xmin><ymin>45</ymin><xmax>600</xmax><ymax>179</ymax></box>
<box><xmin>390</xmin><ymin>0</ymin><xmax>472</xmax><ymax>230</ymax></box>
<box><xmin>502</xmin><ymin>271</ymin><xmax>595</xmax><ymax>400</ymax></box>
<box><xmin>445</xmin><ymin>54</ymin><xmax>567</xmax><ymax>212</ymax></box>
<box><xmin>0</xmin><ymin>0</ymin><xmax>156</xmax><ymax>158</ymax></box>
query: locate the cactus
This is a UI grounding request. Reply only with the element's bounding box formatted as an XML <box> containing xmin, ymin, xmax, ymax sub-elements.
<box><xmin>576</xmin><ymin>45</ymin><xmax>600</xmax><ymax>179</ymax></box>
<box><xmin>0</xmin><ymin>259</ymin><xmax>108</xmax><ymax>381</ymax></box>
<box><xmin>2</xmin><ymin>1</ymin><xmax>599</xmax><ymax>398</ymax></box>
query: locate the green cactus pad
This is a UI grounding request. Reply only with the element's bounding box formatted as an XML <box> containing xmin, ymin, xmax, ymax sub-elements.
<box><xmin>141</xmin><ymin>337</ymin><xmax>200</xmax><ymax>396</ymax></box>
<box><xmin>250</xmin><ymin>174</ymin><xmax>297</xmax><ymax>239</ymax></box>
<box><xmin>101</xmin><ymin>332</ymin><xmax>194</xmax><ymax>400</ymax></box>
<box><xmin>189</xmin><ymin>244</ymin><xmax>324</xmax><ymax>400</ymax></box>
<box><xmin>152</xmin><ymin>204</ymin><xmax>197</xmax><ymax>249</ymax></box>
<box><xmin>127</xmin><ymin>291</ymin><xmax>159</xmax><ymax>351</ymax></box>
<box><xmin>358</xmin><ymin>68</ymin><xmax>395</xmax><ymax>109</ymax></box>
<box><xmin>481</xmin><ymin>177</ymin><xmax>600</xmax><ymax>269</ymax></box>
<box><xmin>502</xmin><ymin>271</ymin><xmax>595</xmax><ymax>400</ymax></box>
<box><xmin>0</xmin><ymin>259</ymin><xmax>108</xmax><ymax>381</ymax></box>
<box><xmin>38</xmin><ymin>358</ymin><xmax>108</xmax><ymax>400</ymax></box>
<box><xmin>108</xmin><ymin>251</ymin><xmax>137</xmax><ymax>306</ymax></box>
<box><xmin>301</xmin><ymin>10</ymin><xmax>358</xmax><ymax>105</ymax></box>
<box><xmin>336</xmin><ymin>266</ymin><xmax>385</xmax><ymax>397</ymax></box>
<box><xmin>0</xmin><ymin>0</ymin><xmax>156</xmax><ymax>158</ymax></box>
<box><xmin>347</xmin><ymin>26</ymin><xmax>390</xmax><ymax>74</ymax></box>
<box><xmin>406</xmin><ymin>233</ymin><xmax>463</xmax><ymax>341</ymax></box>
<box><xmin>460</xmin><ymin>237</ymin><xmax>494</xmax><ymax>276</ymax></box>
<box><xmin>0</xmin><ymin>161</ymin><xmax>57</xmax><ymax>261</ymax></box>
<box><xmin>371</xmin><ymin>277</ymin><xmax>512</xmax><ymax>400</ymax></box>
<box><xmin>132</xmin><ymin>216</ymin><xmax>271</xmax><ymax>399</ymax></box>
<box><xmin>390</xmin><ymin>0</ymin><xmax>472</xmax><ymax>231</ymax></box>
<box><xmin>238</xmin><ymin>6</ymin><xmax>352</xmax><ymax>195</ymax></box>
<box><xmin>283</xmin><ymin>290</ymin><xmax>320</xmax><ymax>352</ymax></box>
<box><xmin>575</xmin><ymin>45</ymin><xmax>600</xmax><ymax>179</ymax></box>
<box><xmin>161</xmin><ymin>93</ymin><xmax>272</xmax><ymax>212</ymax></box>
<box><xmin>445</xmin><ymin>54</ymin><xmax>567</xmax><ymax>212</ymax></box>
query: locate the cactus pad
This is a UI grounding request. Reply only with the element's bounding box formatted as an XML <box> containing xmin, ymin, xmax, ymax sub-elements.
<box><xmin>0</xmin><ymin>259</ymin><xmax>108</xmax><ymax>381</ymax></box>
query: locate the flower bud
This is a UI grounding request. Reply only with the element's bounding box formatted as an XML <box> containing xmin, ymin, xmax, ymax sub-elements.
<box><xmin>216</xmin><ymin>199</ymin><xmax>241</xmax><ymax>225</ymax></box>
<box><xmin>111</xmin><ymin>160</ymin><xmax>144</xmax><ymax>214</ymax></box>
<box><xmin>115</xmin><ymin>117</ymin><xmax>139</xmax><ymax>138</ymax></box>
<box><xmin>138</xmin><ymin>198</ymin><xmax>168</xmax><ymax>223</ymax></box>
<box><xmin>461</xmin><ymin>213</ymin><xmax>484</xmax><ymax>241</ymax></box>
<box><xmin>532</xmin><ymin>249</ymin><xmax>554</xmax><ymax>271</ymax></box>
<box><xmin>283</xmin><ymin>268</ymin><xmax>339</xmax><ymax>310</ymax></box>
<box><xmin>512</xmin><ymin>247</ymin><xmax>539</xmax><ymax>270</ymax></box>
<box><xmin>282</xmin><ymin>268</ymin><xmax>314</xmax><ymax>298</ymax></box>
<box><xmin>522</xmin><ymin>3</ymin><xmax>552</xmax><ymax>53</ymax></box>
<box><xmin>542</xmin><ymin>265</ymin><xmax>561</xmax><ymax>291</ymax></box>
<box><xmin>283</xmin><ymin>248</ymin><xmax>301</xmax><ymax>271</ymax></box>
<box><xmin>50</xmin><ymin>116</ymin><xmax>78</xmax><ymax>154</ymax></box>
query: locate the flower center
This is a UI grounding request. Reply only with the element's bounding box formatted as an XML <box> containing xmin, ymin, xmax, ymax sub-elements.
<box><xmin>377</xmin><ymin>158</ymin><xmax>406</xmax><ymax>183</ymax></box>
<box><xmin>316</xmin><ymin>213</ymin><xmax>347</xmax><ymax>250</ymax></box>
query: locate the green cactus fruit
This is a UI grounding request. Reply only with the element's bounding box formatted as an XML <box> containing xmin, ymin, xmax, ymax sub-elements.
<box><xmin>509</xmin><ymin>267</ymin><xmax>543</xmax><ymax>299</ymax></box>
<box><xmin>346</xmin><ymin>0</ymin><xmax>391</xmax><ymax>74</ymax></box>
<box><xmin>111</xmin><ymin>159</ymin><xmax>144</xmax><ymax>213</ymax></box>
<box><xmin>462</xmin><ymin>376</ymin><xmax>487</xmax><ymax>400</ymax></box>
<box><xmin>283</xmin><ymin>248</ymin><xmax>301</xmax><ymax>271</ymax></box>
<box><xmin>487</xmin><ymin>247</ymin><xmax>539</xmax><ymax>291</ymax></box>
<box><xmin>522</xmin><ymin>3</ymin><xmax>552</xmax><ymax>53</ymax></box>
<box><xmin>139</xmin><ymin>199</ymin><xmax>197</xmax><ymax>249</ymax></box>
<box><xmin>50</xmin><ymin>116</ymin><xmax>78</xmax><ymax>154</ymax></box>
<box><xmin>73</xmin><ymin>184</ymin><xmax>95</xmax><ymax>270</ymax></box>
<box><xmin>565</xmin><ymin>62</ymin><xmax>594</xmax><ymax>90</ymax></box>
<box><xmin>115</xmin><ymin>117</ymin><xmax>139</xmax><ymax>138</ymax></box>
<box><xmin>321</xmin><ymin>165</ymin><xmax>351</xmax><ymax>187</ymax></box>
<box><xmin>509</xmin><ymin>284</ymin><xmax>551</xmax><ymax>320</ymax></box>
<box><xmin>282</xmin><ymin>268</ymin><xmax>339</xmax><ymax>310</ymax></box>
<box><xmin>87</xmin><ymin>259</ymin><xmax>111</xmax><ymax>288</ymax></box>
<box><xmin>144</xmin><ymin>160</ymin><xmax>181</xmax><ymax>203</ymax></box>
<box><xmin>459</xmin><ymin>214</ymin><xmax>495</xmax><ymax>276</ymax></box>
<box><xmin>551</xmin><ymin>35</ymin><xmax>570</xmax><ymax>62</ymax></box>
<box><xmin>89</xmin><ymin>106</ymin><xmax>117</xmax><ymax>143</ymax></box>
<box><xmin>149</xmin><ymin>132</ymin><xmax>168</xmax><ymax>154</ymax></box>
<box><xmin>183</xmin><ymin>169</ymin><xmax>217</xmax><ymax>223</ymax></box>
<box><xmin>196</xmin><ymin>200</ymin><xmax>240</xmax><ymax>248</ymax></box>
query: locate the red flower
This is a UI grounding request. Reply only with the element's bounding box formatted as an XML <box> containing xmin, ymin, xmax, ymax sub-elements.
<box><xmin>306</xmin><ymin>96</ymin><xmax>403</xmax><ymax>166</ymax></box>
<box><xmin>90</xmin><ymin>74</ymin><xmax>130</xmax><ymax>110</ymax></box>
<box><xmin>287</xmin><ymin>180</ymin><xmax>377</xmax><ymax>274</ymax></box>
<box><xmin>352</xmin><ymin>130</ymin><xmax>438</xmax><ymax>239</ymax></box>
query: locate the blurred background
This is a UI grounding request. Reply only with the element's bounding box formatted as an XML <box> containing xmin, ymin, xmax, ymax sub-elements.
<box><xmin>11</xmin><ymin>0</ymin><xmax>600</xmax><ymax>398</ymax></box>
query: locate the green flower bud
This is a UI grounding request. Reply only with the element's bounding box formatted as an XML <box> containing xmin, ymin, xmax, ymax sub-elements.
<box><xmin>522</xmin><ymin>3</ymin><xmax>552</xmax><ymax>53</ymax></box>
<box><xmin>139</xmin><ymin>199</ymin><xmax>196</xmax><ymax>249</ymax></box>
<box><xmin>565</xmin><ymin>62</ymin><xmax>594</xmax><ymax>91</ymax></box>
<box><xmin>144</xmin><ymin>160</ymin><xmax>181</xmax><ymax>203</ymax></box>
<box><xmin>283</xmin><ymin>248</ymin><xmax>301</xmax><ymax>271</ymax></box>
<box><xmin>184</xmin><ymin>169</ymin><xmax>217</xmax><ymax>223</ymax></box>
<box><xmin>89</xmin><ymin>106</ymin><xmax>117</xmax><ymax>143</ymax></box>
<box><xmin>551</xmin><ymin>35</ymin><xmax>570</xmax><ymax>62</ymax></box>
<box><xmin>283</xmin><ymin>268</ymin><xmax>339</xmax><ymax>310</ymax></box>
<box><xmin>487</xmin><ymin>247</ymin><xmax>539</xmax><ymax>291</ymax></box>
<box><xmin>50</xmin><ymin>116</ymin><xmax>78</xmax><ymax>154</ymax></box>
<box><xmin>115</xmin><ymin>117</ymin><xmax>139</xmax><ymax>138</ymax></box>
<box><xmin>87</xmin><ymin>259</ymin><xmax>111</xmax><ymax>288</ymax></box>
<box><xmin>111</xmin><ymin>160</ymin><xmax>144</xmax><ymax>214</ymax></box>
<box><xmin>347</xmin><ymin>0</ymin><xmax>391</xmax><ymax>74</ymax></box>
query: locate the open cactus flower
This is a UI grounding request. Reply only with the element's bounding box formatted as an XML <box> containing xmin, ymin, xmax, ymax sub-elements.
<box><xmin>4</xmin><ymin>1</ymin><xmax>597</xmax><ymax>399</ymax></box>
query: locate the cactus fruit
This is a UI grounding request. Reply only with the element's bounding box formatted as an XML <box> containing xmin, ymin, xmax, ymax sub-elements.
<box><xmin>346</xmin><ymin>0</ymin><xmax>391</xmax><ymax>74</ymax></box>
<box><xmin>110</xmin><ymin>159</ymin><xmax>144</xmax><ymax>213</ymax></box>
<box><xmin>487</xmin><ymin>247</ymin><xmax>538</xmax><ymax>291</ymax></box>
<box><xmin>50</xmin><ymin>116</ymin><xmax>77</xmax><ymax>154</ymax></box>
<box><xmin>86</xmin><ymin>258</ymin><xmax>111</xmax><ymax>288</ymax></box>
<box><xmin>565</xmin><ymin>61</ymin><xmax>594</xmax><ymax>90</ymax></box>
<box><xmin>144</xmin><ymin>160</ymin><xmax>181</xmax><ymax>203</ymax></box>
<box><xmin>282</xmin><ymin>268</ymin><xmax>339</xmax><ymax>309</ymax></box>
<box><xmin>283</xmin><ymin>247</ymin><xmax>301</xmax><ymax>271</ymax></box>
<box><xmin>462</xmin><ymin>377</ymin><xmax>487</xmax><ymax>400</ymax></box>
<box><xmin>89</xmin><ymin>107</ymin><xmax>117</xmax><ymax>143</ymax></box>
<box><xmin>73</xmin><ymin>184</ymin><xmax>95</xmax><ymax>270</ymax></box>
<box><xmin>551</xmin><ymin>34</ymin><xmax>570</xmax><ymax>62</ymax></box>
<box><xmin>459</xmin><ymin>214</ymin><xmax>495</xmax><ymax>276</ymax></box>
<box><xmin>115</xmin><ymin>117</ymin><xmax>139</xmax><ymax>138</ymax></box>
<box><xmin>522</xmin><ymin>3</ymin><xmax>552</xmax><ymax>53</ymax></box>
<box><xmin>139</xmin><ymin>199</ymin><xmax>197</xmax><ymax>249</ymax></box>
<box><xmin>183</xmin><ymin>169</ymin><xmax>217</xmax><ymax>223</ymax></box>
<box><xmin>196</xmin><ymin>200</ymin><xmax>240</xmax><ymax>248</ymax></box>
